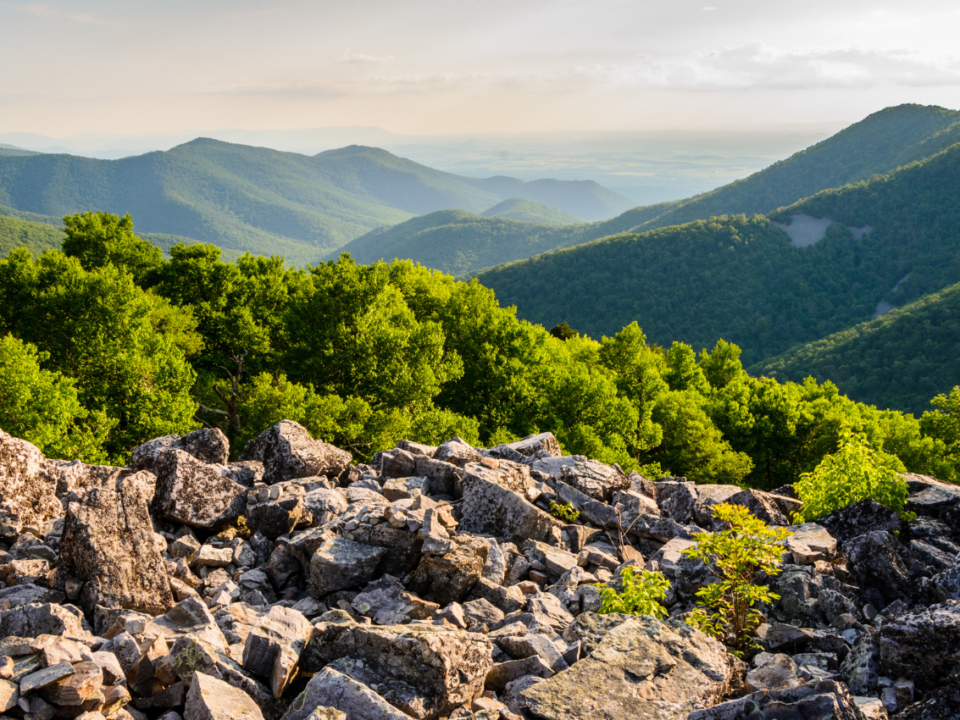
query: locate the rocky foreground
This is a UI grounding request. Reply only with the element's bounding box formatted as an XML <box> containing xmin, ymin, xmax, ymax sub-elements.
<box><xmin>0</xmin><ymin>421</ymin><xmax>958</xmax><ymax>720</ymax></box>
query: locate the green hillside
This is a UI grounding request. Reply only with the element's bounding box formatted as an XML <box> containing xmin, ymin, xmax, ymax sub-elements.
<box><xmin>754</xmin><ymin>281</ymin><xmax>960</xmax><ymax>415</ymax></box>
<box><xmin>0</xmin><ymin>141</ymin><xmax>631</xmax><ymax>265</ymax></box>
<box><xmin>0</xmin><ymin>144</ymin><xmax>40</xmax><ymax>157</ymax></box>
<box><xmin>334</xmin><ymin>201</ymin><xmax>680</xmax><ymax>275</ymax></box>
<box><xmin>0</xmin><ymin>215</ymin><xmax>64</xmax><ymax>257</ymax></box>
<box><xmin>476</xmin><ymin>139</ymin><xmax>960</xmax><ymax>369</ymax></box>
<box><xmin>480</xmin><ymin>197</ymin><xmax>583</xmax><ymax>225</ymax></box>
<box><xmin>466</xmin><ymin>176</ymin><xmax>631</xmax><ymax>221</ymax></box>
<box><xmin>627</xmin><ymin>104</ymin><xmax>960</xmax><ymax>234</ymax></box>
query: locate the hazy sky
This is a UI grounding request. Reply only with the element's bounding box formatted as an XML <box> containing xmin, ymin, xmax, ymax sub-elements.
<box><xmin>2</xmin><ymin>0</ymin><xmax>959</xmax><ymax>137</ymax></box>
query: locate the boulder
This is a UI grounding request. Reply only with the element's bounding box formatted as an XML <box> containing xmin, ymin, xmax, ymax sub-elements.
<box><xmin>153</xmin><ymin>450</ymin><xmax>247</xmax><ymax>530</ymax></box>
<box><xmin>59</xmin><ymin>470</ymin><xmax>174</xmax><ymax>614</ymax></box>
<box><xmin>818</xmin><ymin>500</ymin><xmax>902</xmax><ymax>546</ymax></box>
<box><xmin>280</xmin><ymin>667</ymin><xmax>411</xmax><ymax>720</ymax></box>
<box><xmin>840</xmin><ymin>630</ymin><xmax>880</xmax><ymax>695</ymax></box>
<box><xmin>726</xmin><ymin>489</ymin><xmax>789</xmax><ymax>526</ymax></box>
<box><xmin>242</xmin><ymin>605</ymin><xmax>313</xmax><ymax>698</ymax></box>
<box><xmin>505</xmin><ymin>432</ymin><xmax>562</xmax><ymax>458</ymax></box>
<box><xmin>241</xmin><ymin>421</ymin><xmax>351</xmax><ymax>485</ymax></box>
<box><xmin>308</xmin><ymin>538</ymin><xmax>386</xmax><ymax>597</ymax></box>
<box><xmin>459</xmin><ymin>470</ymin><xmax>563</xmax><ymax>546</ymax></box>
<box><xmin>350</xmin><ymin>576</ymin><xmax>438</xmax><ymax>625</ymax></box>
<box><xmin>531</xmin><ymin>456</ymin><xmax>629</xmax><ymax>503</ymax></box>
<box><xmin>301</xmin><ymin>620</ymin><xmax>494</xmax><ymax>719</ymax></box>
<box><xmin>745</xmin><ymin>654</ymin><xmax>802</xmax><ymax>692</ymax></box>
<box><xmin>691</xmin><ymin>485</ymin><xmax>741</xmax><ymax>528</ymax></box>
<box><xmin>520</xmin><ymin>614</ymin><xmax>741</xmax><ymax>719</ymax></box>
<box><xmin>0</xmin><ymin>431</ymin><xmax>61</xmax><ymax>539</ymax></box>
<box><xmin>930</xmin><ymin>563</ymin><xmax>960</xmax><ymax>601</ymax></box>
<box><xmin>131</xmin><ymin>428</ymin><xmax>230</xmax><ymax>471</ymax></box>
<box><xmin>845</xmin><ymin>531</ymin><xmax>913</xmax><ymax>606</ymax></box>
<box><xmin>879</xmin><ymin>600</ymin><xmax>960</xmax><ymax>691</ymax></box>
<box><xmin>654</xmin><ymin>480</ymin><xmax>699</xmax><ymax>523</ymax></box>
<box><xmin>246</xmin><ymin>484</ymin><xmax>306</xmax><ymax>539</ymax></box>
<box><xmin>185</xmin><ymin>671</ymin><xmax>264</xmax><ymax>720</ymax></box>
<box><xmin>406</xmin><ymin>541</ymin><xmax>486</xmax><ymax>606</ymax></box>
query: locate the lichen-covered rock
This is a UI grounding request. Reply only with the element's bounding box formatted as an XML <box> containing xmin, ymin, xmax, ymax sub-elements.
<box><xmin>59</xmin><ymin>470</ymin><xmax>174</xmax><ymax>614</ymax></box>
<box><xmin>818</xmin><ymin>500</ymin><xmax>902</xmax><ymax>546</ymax></box>
<box><xmin>153</xmin><ymin>450</ymin><xmax>248</xmax><ymax>530</ymax></box>
<box><xmin>0</xmin><ymin>431</ymin><xmax>61</xmax><ymax>539</ymax></box>
<box><xmin>531</xmin><ymin>455</ymin><xmax>629</xmax><ymax>503</ymax></box>
<box><xmin>405</xmin><ymin>542</ymin><xmax>486</xmax><ymax>606</ymax></box>
<box><xmin>929</xmin><ymin>562</ymin><xmax>960</xmax><ymax>601</ymax></box>
<box><xmin>840</xmin><ymin>629</ymin><xmax>880</xmax><ymax>695</ymax></box>
<box><xmin>654</xmin><ymin>480</ymin><xmax>699</xmax><ymax>524</ymax></box>
<box><xmin>505</xmin><ymin>432</ymin><xmax>562</xmax><ymax>458</ymax></box>
<box><xmin>726</xmin><ymin>489</ymin><xmax>789</xmax><ymax>526</ymax></box>
<box><xmin>300</xmin><ymin>620</ymin><xmax>494</xmax><ymax>719</ymax></box>
<box><xmin>745</xmin><ymin>654</ymin><xmax>802</xmax><ymax>692</ymax></box>
<box><xmin>280</xmin><ymin>667</ymin><xmax>411</xmax><ymax>720</ymax></box>
<box><xmin>845</xmin><ymin>531</ymin><xmax>913</xmax><ymax>606</ymax></box>
<box><xmin>880</xmin><ymin>600</ymin><xmax>960</xmax><ymax>692</ymax></box>
<box><xmin>242</xmin><ymin>605</ymin><xmax>313</xmax><ymax>698</ymax></box>
<box><xmin>520</xmin><ymin>614</ymin><xmax>741</xmax><ymax>720</ymax></box>
<box><xmin>246</xmin><ymin>483</ymin><xmax>306</xmax><ymax>539</ymax></box>
<box><xmin>185</xmin><ymin>671</ymin><xmax>264</xmax><ymax>720</ymax></box>
<box><xmin>308</xmin><ymin>537</ymin><xmax>386</xmax><ymax>597</ymax></box>
<box><xmin>132</xmin><ymin>428</ymin><xmax>230</xmax><ymax>470</ymax></box>
<box><xmin>459</xmin><ymin>470</ymin><xmax>563</xmax><ymax>546</ymax></box>
<box><xmin>241</xmin><ymin>421</ymin><xmax>351</xmax><ymax>485</ymax></box>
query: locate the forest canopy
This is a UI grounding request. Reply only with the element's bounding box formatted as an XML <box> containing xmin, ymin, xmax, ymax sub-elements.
<box><xmin>0</xmin><ymin>211</ymin><xmax>957</xmax><ymax>489</ymax></box>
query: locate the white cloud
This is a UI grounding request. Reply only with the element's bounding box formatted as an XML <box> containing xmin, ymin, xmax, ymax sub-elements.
<box><xmin>14</xmin><ymin>2</ymin><xmax>118</xmax><ymax>27</ymax></box>
<box><xmin>337</xmin><ymin>50</ymin><xmax>394</xmax><ymax>65</ymax></box>
<box><xmin>630</xmin><ymin>43</ymin><xmax>960</xmax><ymax>90</ymax></box>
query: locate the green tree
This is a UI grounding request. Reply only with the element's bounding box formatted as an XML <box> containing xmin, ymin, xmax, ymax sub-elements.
<box><xmin>665</xmin><ymin>341</ymin><xmax>709</xmax><ymax>393</ymax></box>
<box><xmin>62</xmin><ymin>212</ymin><xmax>162</xmax><ymax>282</ymax></box>
<box><xmin>699</xmin><ymin>339</ymin><xmax>746</xmax><ymax>389</ymax></box>
<box><xmin>0</xmin><ymin>334</ymin><xmax>112</xmax><ymax>462</ymax></box>
<box><xmin>596</xmin><ymin>566</ymin><xmax>670</xmax><ymax>618</ymax></box>
<box><xmin>549</xmin><ymin>322</ymin><xmax>579</xmax><ymax>340</ymax></box>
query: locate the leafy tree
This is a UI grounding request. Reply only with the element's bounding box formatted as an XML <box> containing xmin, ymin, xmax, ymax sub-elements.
<box><xmin>700</xmin><ymin>339</ymin><xmax>746</xmax><ymax>389</ymax></box>
<box><xmin>664</xmin><ymin>341</ymin><xmax>709</xmax><ymax>393</ymax></box>
<box><xmin>684</xmin><ymin>503</ymin><xmax>791</xmax><ymax>655</ymax></box>
<box><xmin>0</xmin><ymin>334</ymin><xmax>112</xmax><ymax>462</ymax></box>
<box><xmin>921</xmin><ymin>386</ymin><xmax>960</xmax><ymax>480</ymax></box>
<box><xmin>549</xmin><ymin>322</ymin><xmax>578</xmax><ymax>340</ymax></box>
<box><xmin>793</xmin><ymin>427</ymin><xmax>912</xmax><ymax>522</ymax></box>
<box><xmin>62</xmin><ymin>212</ymin><xmax>162</xmax><ymax>282</ymax></box>
<box><xmin>596</xmin><ymin>566</ymin><xmax>670</xmax><ymax>618</ymax></box>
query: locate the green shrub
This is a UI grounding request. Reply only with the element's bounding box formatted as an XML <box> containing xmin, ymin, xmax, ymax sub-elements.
<box><xmin>793</xmin><ymin>427</ymin><xmax>913</xmax><ymax>522</ymax></box>
<box><xmin>683</xmin><ymin>503</ymin><xmax>791</xmax><ymax>656</ymax></box>
<box><xmin>596</xmin><ymin>566</ymin><xmax>670</xmax><ymax>618</ymax></box>
<box><xmin>548</xmin><ymin>500</ymin><xmax>580</xmax><ymax>523</ymax></box>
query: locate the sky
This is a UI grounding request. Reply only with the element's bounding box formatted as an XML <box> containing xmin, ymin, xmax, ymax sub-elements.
<box><xmin>2</xmin><ymin>0</ymin><xmax>960</xmax><ymax>138</ymax></box>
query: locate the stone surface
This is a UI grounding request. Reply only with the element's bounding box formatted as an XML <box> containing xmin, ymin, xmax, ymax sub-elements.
<box><xmin>279</xmin><ymin>667</ymin><xmax>411</xmax><ymax>720</ymax></box>
<box><xmin>818</xmin><ymin>500</ymin><xmax>902</xmax><ymax>545</ymax></box>
<box><xmin>845</xmin><ymin>531</ymin><xmax>913</xmax><ymax>606</ymax></box>
<box><xmin>504</xmin><ymin>432</ymin><xmax>562</xmax><ymax>458</ymax></box>
<box><xmin>406</xmin><ymin>543</ymin><xmax>486</xmax><ymax>606</ymax></box>
<box><xmin>308</xmin><ymin>538</ymin><xmax>386</xmax><ymax>597</ymax></box>
<box><xmin>153</xmin><ymin>450</ymin><xmax>247</xmax><ymax>530</ymax></box>
<box><xmin>241</xmin><ymin>421</ymin><xmax>351</xmax><ymax>485</ymax></box>
<box><xmin>301</xmin><ymin>620</ymin><xmax>494</xmax><ymax>718</ymax></box>
<box><xmin>531</xmin><ymin>456</ymin><xmax>629</xmax><ymax>503</ymax></box>
<box><xmin>185</xmin><ymin>671</ymin><xmax>264</xmax><ymax>720</ymax></box>
<box><xmin>520</xmin><ymin>614</ymin><xmax>740</xmax><ymax>719</ymax></box>
<box><xmin>59</xmin><ymin>470</ymin><xmax>175</xmax><ymax>614</ymax></box>
<box><xmin>879</xmin><ymin>600</ymin><xmax>960</xmax><ymax>691</ymax></box>
<box><xmin>0</xmin><ymin>431</ymin><xmax>61</xmax><ymax>539</ymax></box>
<box><xmin>242</xmin><ymin>605</ymin><xmax>312</xmax><ymax>698</ymax></box>
<box><xmin>459</xmin><ymin>469</ymin><xmax>563</xmax><ymax>545</ymax></box>
<box><xmin>653</xmin><ymin>480</ymin><xmax>698</xmax><ymax>523</ymax></box>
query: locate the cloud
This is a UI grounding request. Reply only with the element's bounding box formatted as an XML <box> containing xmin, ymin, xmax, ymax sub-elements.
<box><xmin>631</xmin><ymin>43</ymin><xmax>960</xmax><ymax>90</ymax></box>
<box><xmin>337</xmin><ymin>50</ymin><xmax>394</xmax><ymax>65</ymax></box>
<box><xmin>13</xmin><ymin>2</ymin><xmax>118</xmax><ymax>27</ymax></box>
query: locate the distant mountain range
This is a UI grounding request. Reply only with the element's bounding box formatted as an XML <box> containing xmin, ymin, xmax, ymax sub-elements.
<box><xmin>0</xmin><ymin>140</ymin><xmax>633</xmax><ymax>264</ymax></box>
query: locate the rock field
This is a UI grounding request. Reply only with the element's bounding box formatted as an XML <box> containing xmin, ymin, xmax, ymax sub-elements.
<box><xmin>0</xmin><ymin>420</ymin><xmax>958</xmax><ymax>720</ymax></box>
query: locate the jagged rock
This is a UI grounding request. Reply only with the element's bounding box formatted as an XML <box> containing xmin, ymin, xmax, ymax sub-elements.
<box><xmin>308</xmin><ymin>537</ymin><xmax>386</xmax><ymax>597</ymax></box>
<box><xmin>397</xmin><ymin>439</ymin><xmax>438</xmax><ymax>458</ymax></box>
<box><xmin>0</xmin><ymin>431</ymin><xmax>61</xmax><ymax>539</ymax></box>
<box><xmin>280</xmin><ymin>667</ymin><xmax>411</xmax><ymax>720</ymax></box>
<box><xmin>929</xmin><ymin>562</ymin><xmax>960</xmax><ymax>601</ymax></box>
<box><xmin>242</xmin><ymin>605</ymin><xmax>312</xmax><ymax>698</ymax></box>
<box><xmin>485</xmin><ymin>655</ymin><xmax>555</xmax><ymax>692</ymax></box>
<box><xmin>760</xmin><ymin>679</ymin><xmax>866</xmax><ymax>720</ymax></box>
<box><xmin>818</xmin><ymin>500</ymin><xmax>902</xmax><ymax>546</ymax></box>
<box><xmin>300</xmin><ymin>620</ymin><xmax>494</xmax><ymax>718</ymax></box>
<box><xmin>841</xmin><ymin>629</ymin><xmax>880</xmax><ymax>695</ymax></box>
<box><xmin>241</xmin><ymin>421</ymin><xmax>351</xmax><ymax>485</ymax></box>
<box><xmin>466</xmin><ymin>579</ymin><xmax>525</xmax><ymax>614</ymax></box>
<box><xmin>435</xmin><ymin>438</ymin><xmax>483</xmax><ymax>468</ymax></box>
<box><xmin>879</xmin><ymin>600</ymin><xmax>960</xmax><ymax>691</ymax></box>
<box><xmin>494</xmin><ymin>634</ymin><xmax>566</xmax><ymax>672</ymax></box>
<box><xmin>520</xmin><ymin>614</ymin><xmax>741</xmax><ymax>719</ymax></box>
<box><xmin>246</xmin><ymin>484</ymin><xmax>306</xmax><ymax>539</ymax></box>
<box><xmin>40</xmin><ymin>660</ymin><xmax>103</xmax><ymax>707</ymax></box>
<box><xmin>690</xmin><ymin>485</ymin><xmax>741</xmax><ymax>527</ymax></box>
<box><xmin>505</xmin><ymin>433</ymin><xmax>562</xmax><ymax>458</ymax></box>
<box><xmin>531</xmin><ymin>456</ymin><xmax>629</xmax><ymax>503</ymax></box>
<box><xmin>745</xmin><ymin>654</ymin><xmax>802</xmax><ymax>692</ymax></box>
<box><xmin>350</xmin><ymin>576</ymin><xmax>438</xmax><ymax>625</ymax></box>
<box><xmin>906</xmin><ymin>484</ymin><xmax>960</xmax><ymax>518</ymax></box>
<box><xmin>654</xmin><ymin>480</ymin><xmax>698</xmax><ymax>523</ymax></box>
<box><xmin>382</xmin><ymin>477</ymin><xmax>429</xmax><ymax>501</ymax></box>
<box><xmin>788</xmin><ymin>523</ymin><xmax>837</xmax><ymax>562</ymax></box>
<box><xmin>459</xmin><ymin>469</ymin><xmax>563</xmax><ymax>546</ymax></box>
<box><xmin>894</xmin><ymin>684</ymin><xmax>960</xmax><ymax>720</ymax></box>
<box><xmin>301</xmin><ymin>489</ymin><xmax>348</xmax><ymax>524</ymax></box>
<box><xmin>846</xmin><ymin>531</ymin><xmax>913</xmax><ymax>606</ymax></box>
<box><xmin>185</xmin><ymin>671</ymin><xmax>264</xmax><ymax>720</ymax></box>
<box><xmin>726</xmin><ymin>489</ymin><xmax>789</xmax><ymax>526</ymax></box>
<box><xmin>20</xmin><ymin>661</ymin><xmax>76</xmax><ymax>693</ymax></box>
<box><xmin>379</xmin><ymin>448</ymin><xmax>418</xmax><ymax>480</ymax></box>
<box><xmin>406</xmin><ymin>541</ymin><xmax>487</xmax><ymax>606</ymax></box>
<box><xmin>132</xmin><ymin>429</ymin><xmax>230</xmax><ymax>471</ymax></box>
<box><xmin>58</xmin><ymin>470</ymin><xmax>174</xmax><ymax>615</ymax></box>
<box><xmin>153</xmin><ymin>450</ymin><xmax>247</xmax><ymax>530</ymax></box>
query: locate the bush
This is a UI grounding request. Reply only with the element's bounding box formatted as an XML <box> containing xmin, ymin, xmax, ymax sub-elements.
<box><xmin>548</xmin><ymin>501</ymin><xmax>580</xmax><ymax>523</ymax></box>
<box><xmin>596</xmin><ymin>566</ymin><xmax>670</xmax><ymax>618</ymax></box>
<box><xmin>793</xmin><ymin>427</ymin><xmax>913</xmax><ymax>522</ymax></box>
<box><xmin>683</xmin><ymin>503</ymin><xmax>791</xmax><ymax>655</ymax></box>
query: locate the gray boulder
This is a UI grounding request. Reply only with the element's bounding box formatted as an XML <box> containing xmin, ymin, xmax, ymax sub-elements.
<box><xmin>132</xmin><ymin>428</ymin><xmax>230</xmax><ymax>470</ymax></box>
<box><xmin>153</xmin><ymin>449</ymin><xmax>247</xmax><ymax>530</ymax></box>
<box><xmin>654</xmin><ymin>480</ymin><xmax>699</xmax><ymax>524</ymax></box>
<box><xmin>241</xmin><ymin>421</ymin><xmax>352</xmax><ymax>485</ymax></box>
<box><xmin>280</xmin><ymin>667</ymin><xmax>411</xmax><ymax>720</ymax></box>
<box><xmin>520</xmin><ymin>614</ymin><xmax>741</xmax><ymax>719</ymax></box>
<box><xmin>59</xmin><ymin>470</ymin><xmax>174</xmax><ymax>614</ymax></box>
<box><xmin>531</xmin><ymin>455</ymin><xmax>629</xmax><ymax>503</ymax></box>
<box><xmin>846</xmin><ymin>531</ymin><xmax>913</xmax><ymax>606</ymax></box>
<box><xmin>308</xmin><ymin>537</ymin><xmax>386</xmax><ymax>597</ymax></box>
<box><xmin>880</xmin><ymin>599</ymin><xmax>960</xmax><ymax>691</ymax></box>
<box><xmin>242</xmin><ymin>605</ymin><xmax>313</xmax><ymax>698</ymax></box>
<box><xmin>818</xmin><ymin>500</ymin><xmax>902</xmax><ymax>546</ymax></box>
<box><xmin>459</xmin><ymin>468</ymin><xmax>563</xmax><ymax>546</ymax></box>
<box><xmin>185</xmin><ymin>671</ymin><xmax>264</xmax><ymax>720</ymax></box>
<box><xmin>0</xmin><ymin>431</ymin><xmax>61</xmax><ymax>539</ymax></box>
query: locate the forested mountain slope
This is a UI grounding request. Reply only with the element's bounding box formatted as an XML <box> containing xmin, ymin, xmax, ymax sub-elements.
<box><xmin>754</xmin><ymin>280</ymin><xmax>960</xmax><ymax>415</ymax></box>
<box><xmin>626</xmin><ymin>103</ymin><xmax>960</xmax><ymax>234</ymax></box>
<box><xmin>0</xmin><ymin>141</ymin><xmax>630</xmax><ymax>265</ymax></box>
<box><xmin>480</xmin><ymin>197</ymin><xmax>583</xmax><ymax>225</ymax></box>
<box><xmin>476</xmin><ymin>139</ymin><xmax>960</xmax><ymax>369</ymax></box>
<box><xmin>333</xmin><ymin>200</ymin><xmax>680</xmax><ymax>274</ymax></box>
<box><xmin>0</xmin><ymin>215</ymin><xmax>64</xmax><ymax>256</ymax></box>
